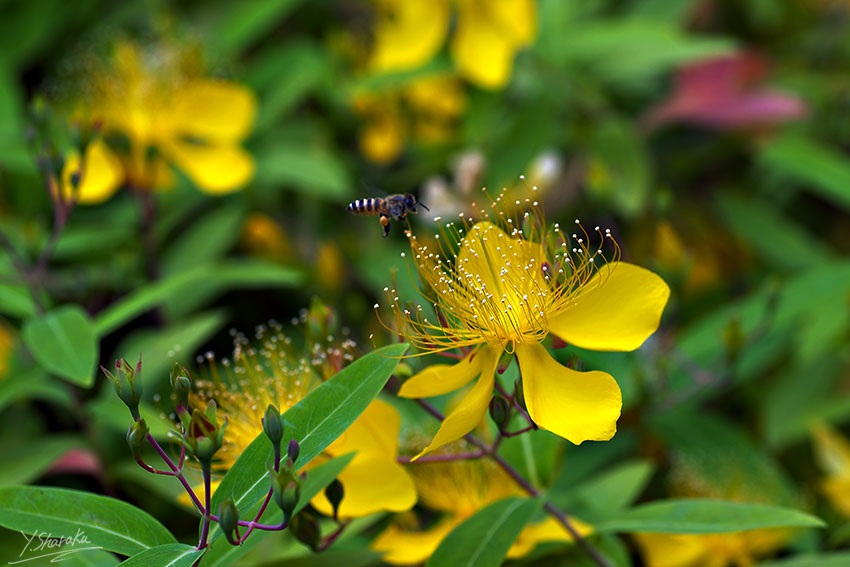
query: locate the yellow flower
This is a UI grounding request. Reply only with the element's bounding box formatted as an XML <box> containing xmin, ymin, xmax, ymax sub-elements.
<box><xmin>372</xmin><ymin>454</ymin><xmax>591</xmax><ymax>564</ymax></box>
<box><xmin>634</xmin><ymin>531</ymin><xmax>788</xmax><ymax>567</ymax></box>
<box><xmin>380</xmin><ymin>189</ymin><xmax>669</xmax><ymax>458</ymax></box>
<box><xmin>64</xmin><ymin>39</ymin><xmax>257</xmax><ymax>203</ymax></box>
<box><xmin>353</xmin><ymin>74</ymin><xmax>466</xmax><ymax>164</ymax></box>
<box><xmin>369</xmin><ymin>0</ymin><xmax>537</xmax><ymax>90</ymax></box>
<box><xmin>812</xmin><ymin>423</ymin><xmax>850</xmax><ymax>518</ymax></box>
<box><xmin>190</xmin><ymin>322</ymin><xmax>416</xmax><ymax>518</ymax></box>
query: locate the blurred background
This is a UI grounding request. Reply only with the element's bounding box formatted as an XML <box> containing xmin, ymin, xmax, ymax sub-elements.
<box><xmin>2</xmin><ymin>0</ymin><xmax>850</xmax><ymax>565</ymax></box>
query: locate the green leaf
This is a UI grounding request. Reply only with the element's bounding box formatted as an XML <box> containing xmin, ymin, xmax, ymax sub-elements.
<box><xmin>757</xmin><ymin>552</ymin><xmax>850</xmax><ymax>567</ymax></box>
<box><xmin>759</xmin><ymin>134</ymin><xmax>850</xmax><ymax>212</ymax></box>
<box><xmin>161</xmin><ymin>205</ymin><xmax>245</xmax><ymax>276</ymax></box>
<box><xmin>57</xmin><ymin>549</ymin><xmax>120</xmax><ymax>567</ymax></box>
<box><xmin>205</xmin><ymin>0</ymin><xmax>304</xmax><ymax>61</ymax></box>
<box><xmin>254</xmin><ymin>142</ymin><xmax>351</xmax><ymax>201</ymax></box>
<box><xmin>564</xmin><ymin>459</ymin><xmax>655</xmax><ymax>520</ymax></box>
<box><xmin>0</xmin><ymin>366</ymin><xmax>72</xmax><ymax>413</ymax></box>
<box><xmin>596</xmin><ymin>499</ymin><xmax>824</xmax><ymax>534</ymax></box>
<box><xmin>208</xmin><ymin>344</ymin><xmax>407</xmax><ymax>538</ymax></box>
<box><xmin>22</xmin><ymin>305</ymin><xmax>98</xmax><ymax>387</ymax></box>
<box><xmin>0</xmin><ymin>435</ymin><xmax>79</xmax><ymax>485</ymax></box>
<box><xmin>293</xmin><ymin>452</ymin><xmax>355</xmax><ymax>516</ymax></box>
<box><xmin>117</xmin><ymin>543</ymin><xmax>203</xmax><ymax>567</ymax></box>
<box><xmin>427</xmin><ymin>497</ymin><xmax>541</xmax><ymax>567</ymax></box>
<box><xmin>94</xmin><ymin>261</ymin><xmax>302</xmax><ymax>337</ymax></box>
<box><xmin>716</xmin><ymin>193</ymin><xmax>834</xmax><ymax>271</ymax></box>
<box><xmin>0</xmin><ymin>486</ymin><xmax>175</xmax><ymax>555</ymax></box>
<box><xmin>254</xmin><ymin>551</ymin><xmax>384</xmax><ymax>567</ymax></box>
<box><xmin>586</xmin><ymin>118</ymin><xmax>651</xmax><ymax>216</ymax></box>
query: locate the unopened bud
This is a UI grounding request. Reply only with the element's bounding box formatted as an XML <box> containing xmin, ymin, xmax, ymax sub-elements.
<box><xmin>287</xmin><ymin>439</ymin><xmax>300</xmax><ymax>464</ymax></box>
<box><xmin>497</xmin><ymin>350</ymin><xmax>514</xmax><ymax>374</ymax></box>
<box><xmin>127</xmin><ymin>418</ymin><xmax>149</xmax><ymax>460</ymax></box>
<box><xmin>514</xmin><ymin>378</ymin><xmax>527</xmax><ymax>412</ymax></box>
<box><xmin>263</xmin><ymin>404</ymin><xmax>283</xmax><ymax>446</ymax></box>
<box><xmin>170</xmin><ymin>363</ymin><xmax>191</xmax><ymax>409</ymax></box>
<box><xmin>218</xmin><ymin>499</ymin><xmax>240</xmax><ymax>546</ymax></box>
<box><xmin>289</xmin><ymin>511</ymin><xmax>321</xmax><ymax>551</ymax></box>
<box><xmin>324</xmin><ymin>479</ymin><xmax>344</xmax><ymax>521</ymax></box>
<box><xmin>489</xmin><ymin>395</ymin><xmax>511</xmax><ymax>430</ymax></box>
<box><xmin>273</xmin><ymin>474</ymin><xmax>300</xmax><ymax>521</ymax></box>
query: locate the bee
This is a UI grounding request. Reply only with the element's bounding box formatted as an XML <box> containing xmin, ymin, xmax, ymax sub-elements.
<box><xmin>346</xmin><ymin>193</ymin><xmax>429</xmax><ymax>237</ymax></box>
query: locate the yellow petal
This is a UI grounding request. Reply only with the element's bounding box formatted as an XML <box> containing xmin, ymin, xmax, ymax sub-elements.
<box><xmin>412</xmin><ymin>347</ymin><xmax>500</xmax><ymax>459</ymax></box>
<box><xmin>822</xmin><ymin>476</ymin><xmax>850</xmax><ymax>517</ymax></box>
<box><xmin>516</xmin><ymin>342</ymin><xmax>621</xmax><ymax>445</ymax></box>
<box><xmin>369</xmin><ymin>0</ymin><xmax>450</xmax><ymax>73</ymax></box>
<box><xmin>398</xmin><ymin>349</ymin><xmax>486</xmax><ymax>399</ymax></box>
<box><xmin>548</xmin><ymin>262</ymin><xmax>670</xmax><ymax>352</ymax></box>
<box><xmin>358</xmin><ymin>111</ymin><xmax>406</xmax><ymax>164</ymax></box>
<box><xmin>452</xmin><ymin>0</ymin><xmax>538</xmax><ymax>89</ymax></box>
<box><xmin>163</xmin><ymin>141</ymin><xmax>255</xmax><ymax>194</ymax></box>
<box><xmin>170</xmin><ymin>79</ymin><xmax>257</xmax><ymax>143</ymax></box>
<box><xmin>372</xmin><ymin>517</ymin><xmax>459</xmax><ymax>565</ymax></box>
<box><xmin>312</xmin><ymin>455</ymin><xmax>416</xmax><ymax>518</ymax></box>
<box><xmin>633</xmin><ymin>533</ymin><xmax>709</xmax><ymax>567</ymax></box>
<box><xmin>62</xmin><ymin>139</ymin><xmax>124</xmax><ymax>204</ymax></box>
<box><xmin>178</xmin><ymin>480</ymin><xmax>221</xmax><ymax>509</ymax></box>
<box><xmin>508</xmin><ymin>516</ymin><xmax>592</xmax><ymax>558</ymax></box>
<box><xmin>326</xmin><ymin>398</ymin><xmax>401</xmax><ymax>458</ymax></box>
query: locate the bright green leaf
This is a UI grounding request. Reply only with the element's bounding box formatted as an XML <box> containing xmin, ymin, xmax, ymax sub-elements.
<box><xmin>0</xmin><ymin>486</ymin><xmax>175</xmax><ymax>555</ymax></box>
<box><xmin>427</xmin><ymin>497</ymin><xmax>541</xmax><ymax>567</ymax></box>
<box><xmin>117</xmin><ymin>543</ymin><xmax>203</xmax><ymax>567</ymax></box>
<box><xmin>22</xmin><ymin>305</ymin><xmax>98</xmax><ymax>387</ymax></box>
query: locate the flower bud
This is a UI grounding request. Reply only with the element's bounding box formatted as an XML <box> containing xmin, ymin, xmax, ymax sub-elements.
<box><xmin>170</xmin><ymin>363</ymin><xmax>192</xmax><ymax>409</ymax></box>
<box><xmin>324</xmin><ymin>479</ymin><xmax>344</xmax><ymax>521</ymax></box>
<box><xmin>184</xmin><ymin>406</ymin><xmax>225</xmax><ymax>462</ymax></box>
<box><xmin>104</xmin><ymin>356</ymin><xmax>143</xmax><ymax>414</ymax></box>
<box><xmin>497</xmin><ymin>350</ymin><xmax>514</xmax><ymax>375</ymax></box>
<box><xmin>514</xmin><ymin>377</ymin><xmax>527</xmax><ymax>412</ymax></box>
<box><xmin>218</xmin><ymin>499</ymin><xmax>240</xmax><ymax>546</ymax></box>
<box><xmin>126</xmin><ymin>418</ymin><xmax>149</xmax><ymax>460</ymax></box>
<box><xmin>289</xmin><ymin>510</ymin><xmax>320</xmax><ymax>551</ymax></box>
<box><xmin>263</xmin><ymin>404</ymin><xmax>283</xmax><ymax>446</ymax></box>
<box><xmin>287</xmin><ymin>439</ymin><xmax>300</xmax><ymax>465</ymax></box>
<box><xmin>272</xmin><ymin>468</ymin><xmax>300</xmax><ymax>522</ymax></box>
<box><xmin>488</xmin><ymin>395</ymin><xmax>511</xmax><ymax>430</ymax></box>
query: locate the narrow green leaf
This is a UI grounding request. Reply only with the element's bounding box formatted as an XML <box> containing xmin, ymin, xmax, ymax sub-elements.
<box><xmin>56</xmin><ymin>548</ymin><xmax>120</xmax><ymax>567</ymax></box>
<box><xmin>208</xmin><ymin>344</ymin><xmax>407</xmax><ymax>539</ymax></box>
<box><xmin>596</xmin><ymin>499</ymin><xmax>824</xmax><ymax>534</ymax></box>
<box><xmin>22</xmin><ymin>305</ymin><xmax>98</xmax><ymax>387</ymax></box>
<box><xmin>94</xmin><ymin>261</ymin><xmax>302</xmax><ymax>337</ymax></box>
<box><xmin>759</xmin><ymin>134</ymin><xmax>850</xmax><ymax>212</ymax></box>
<box><xmin>0</xmin><ymin>486</ymin><xmax>175</xmax><ymax>555</ymax></box>
<box><xmin>427</xmin><ymin>497</ymin><xmax>541</xmax><ymax>567</ymax></box>
<box><xmin>117</xmin><ymin>543</ymin><xmax>203</xmax><ymax>567</ymax></box>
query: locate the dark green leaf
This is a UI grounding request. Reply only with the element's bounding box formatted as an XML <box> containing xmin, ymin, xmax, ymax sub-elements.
<box><xmin>757</xmin><ymin>552</ymin><xmax>850</xmax><ymax>567</ymax></box>
<box><xmin>0</xmin><ymin>435</ymin><xmax>79</xmax><ymax>485</ymax></box>
<box><xmin>208</xmin><ymin>344</ymin><xmax>407</xmax><ymax>538</ymax></box>
<box><xmin>22</xmin><ymin>305</ymin><xmax>98</xmax><ymax>387</ymax></box>
<box><xmin>0</xmin><ymin>486</ymin><xmax>175</xmax><ymax>555</ymax></box>
<box><xmin>56</xmin><ymin>548</ymin><xmax>120</xmax><ymax>567</ymax></box>
<box><xmin>205</xmin><ymin>0</ymin><xmax>304</xmax><ymax>60</ymax></box>
<box><xmin>759</xmin><ymin>134</ymin><xmax>850</xmax><ymax>212</ymax></box>
<box><xmin>427</xmin><ymin>497</ymin><xmax>541</xmax><ymax>567</ymax></box>
<box><xmin>94</xmin><ymin>261</ymin><xmax>302</xmax><ymax>337</ymax></box>
<box><xmin>596</xmin><ymin>499</ymin><xmax>824</xmax><ymax>534</ymax></box>
<box><xmin>117</xmin><ymin>543</ymin><xmax>203</xmax><ymax>567</ymax></box>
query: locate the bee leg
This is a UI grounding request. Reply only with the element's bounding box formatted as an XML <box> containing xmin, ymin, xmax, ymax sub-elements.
<box><xmin>380</xmin><ymin>214</ymin><xmax>391</xmax><ymax>238</ymax></box>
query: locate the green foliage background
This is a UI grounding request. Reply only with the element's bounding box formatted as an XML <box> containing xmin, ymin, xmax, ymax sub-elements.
<box><xmin>1</xmin><ymin>0</ymin><xmax>850</xmax><ymax>566</ymax></box>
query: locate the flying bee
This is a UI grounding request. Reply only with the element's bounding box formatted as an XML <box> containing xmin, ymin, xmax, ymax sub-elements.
<box><xmin>346</xmin><ymin>193</ymin><xmax>429</xmax><ymax>237</ymax></box>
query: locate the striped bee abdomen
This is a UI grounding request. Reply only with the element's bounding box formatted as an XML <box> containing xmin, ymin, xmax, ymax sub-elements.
<box><xmin>346</xmin><ymin>197</ymin><xmax>385</xmax><ymax>215</ymax></box>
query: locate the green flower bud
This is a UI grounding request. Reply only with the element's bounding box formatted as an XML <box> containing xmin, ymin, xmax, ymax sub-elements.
<box><xmin>488</xmin><ymin>395</ymin><xmax>511</xmax><ymax>430</ymax></box>
<box><xmin>324</xmin><ymin>479</ymin><xmax>344</xmax><ymax>521</ymax></box>
<box><xmin>104</xmin><ymin>356</ymin><xmax>143</xmax><ymax>414</ymax></box>
<box><xmin>273</xmin><ymin>473</ymin><xmax>300</xmax><ymax>521</ymax></box>
<box><xmin>126</xmin><ymin>418</ymin><xmax>149</xmax><ymax>460</ymax></box>
<box><xmin>184</xmin><ymin>407</ymin><xmax>225</xmax><ymax>462</ymax></box>
<box><xmin>289</xmin><ymin>511</ymin><xmax>320</xmax><ymax>551</ymax></box>
<box><xmin>170</xmin><ymin>363</ymin><xmax>192</xmax><ymax>409</ymax></box>
<box><xmin>218</xmin><ymin>499</ymin><xmax>240</xmax><ymax>546</ymax></box>
<box><xmin>263</xmin><ymin>404</ymin><xmax>283</xmax><ymax>446</ymax></box>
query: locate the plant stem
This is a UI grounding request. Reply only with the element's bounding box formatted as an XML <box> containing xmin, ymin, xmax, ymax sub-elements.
<box><xmin>411</xmin><ymin>398</ymin><xmax>612</xmax><ymax>567</ymax></box>
<box><xmin>198</xmin><ymin>462</ymin><xmax>212</xmax><ymax>550</ymax></box>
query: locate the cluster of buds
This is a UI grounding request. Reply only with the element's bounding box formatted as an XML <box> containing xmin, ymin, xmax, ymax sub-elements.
<box><xmin>102</xmin><ymin>356</ymin><xmax>144</xmax><ymax>419</ymax></box>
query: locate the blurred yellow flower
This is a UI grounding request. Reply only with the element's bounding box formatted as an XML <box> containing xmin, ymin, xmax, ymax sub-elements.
<box><xmin>634</xmin><ymin>530</ymin><xmax>788</xmax><ymax>567</ymax></box>
<box><xmin>369</xmin><ymin>0</ymin><xmax>537</xmax><ymax>90</ymax></box>
<box><xmin>381</xmin><ymin>191</ymin><xmax>670</xmax><ymax>458</ymax></box>
<box><xmin>241</xmin><ymin>213</ymin><xmax>293</xmax><ymax>262</ymax></box>
<box><xmin>354</xmin><ymin>74</ymin><xmax>466</xmax><ymax>164</ymax></box>
<box><xmin>812</xmin><ymin>423</ymin><xmax>850</xmax><ymax>517</ymax></box>
<box><xmin>65</xmin><ymin>40</ymin><xmax>257</xmax><ymax>203</ymax></box>
<box><xmin>190</xmin><ymin>323</ymin><xmax>416</xmax><ymax>518</ymax></box>
<box><xmin>372</xmin><ymin>455</ymin><xmax>590</xmax><ymax>564</ymax></box>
